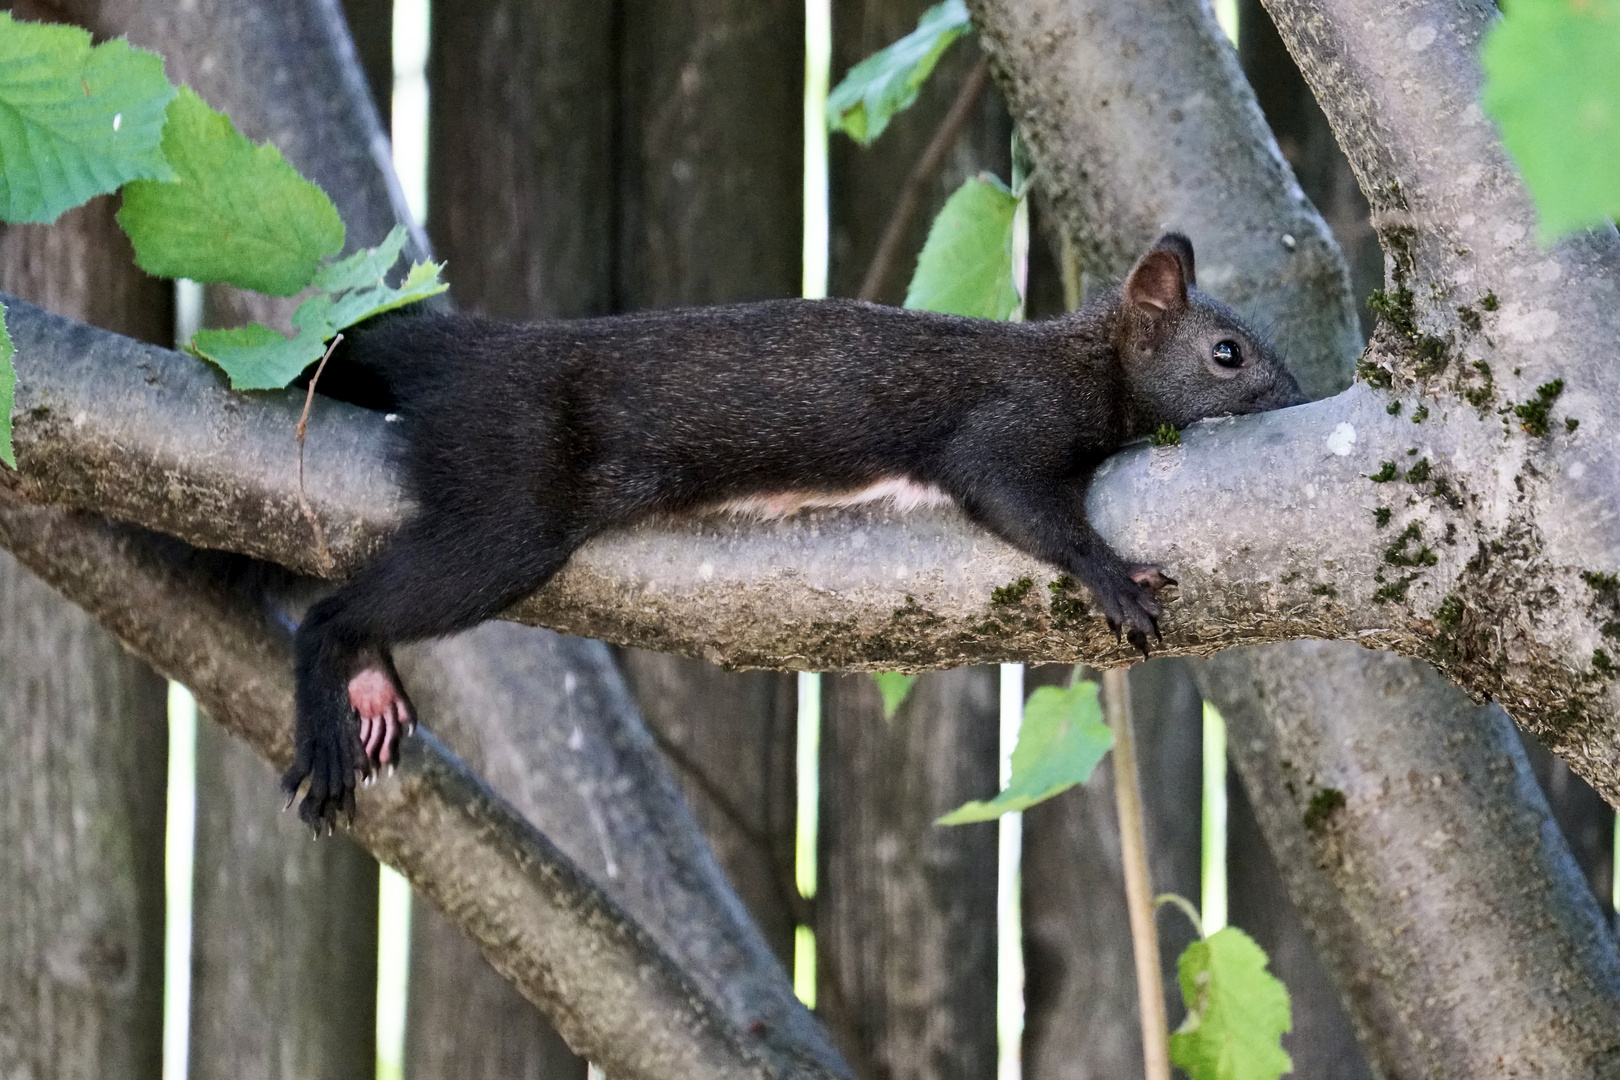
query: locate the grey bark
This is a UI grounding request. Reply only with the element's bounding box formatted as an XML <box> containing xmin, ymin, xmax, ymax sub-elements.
<box><xmin>0</xmin><ymin>112</ymin><xmax>171</xmax><ymax>1080</ymax></box>
<box><xmin>0</xmin><ymin>552</ymin><xmax>167</xmax><ymax>1080</ymax></box>
<box><xmin>1019</xmin><ymin>660</ymin><xmax>1202</xmax><ymax>1080</ymax></box>
<box><xmin>1201</xmin><ymin>643</ymin><xmax>1620</xmax><ymax>1078</ymax></box>
<box><xmin>1226</xmin><ymin>770</ymin><xmax>1371</xmax><ymax>1080</ymax></box>
<box><xmin>816</xmin><ymin>669</ymin><xmax>1000</xmax><ymax>1080</ymax></box>
<box><xmin>188</xmin><ymin>721</ymin><xmax>380</xmax><ymax>1080</ymax></box>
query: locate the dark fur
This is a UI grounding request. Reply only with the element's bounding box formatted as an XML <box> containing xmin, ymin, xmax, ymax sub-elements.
<box><xmin>283</xmin><ymin>234</ymin><xmax>1305</xmax><ymax>826</ymax></box>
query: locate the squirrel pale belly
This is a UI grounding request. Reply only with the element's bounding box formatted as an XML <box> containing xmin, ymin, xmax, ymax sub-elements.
<box><xmin>282</xmin><ymin>232</ymin><xmax>1307</xmax><ymax>828</ymax></box>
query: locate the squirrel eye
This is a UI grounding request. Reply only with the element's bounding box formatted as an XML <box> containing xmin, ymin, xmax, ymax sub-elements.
<box><xmin>1212</xmin><ymin>340</ymin><xmax>1243</xmax><ymax>368</ymax></box>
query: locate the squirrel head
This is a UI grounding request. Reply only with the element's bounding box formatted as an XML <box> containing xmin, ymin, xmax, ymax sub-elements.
<box><xmin>1112</xmin><ymin>233</ymin><xmax>1307</xmax><ymax>434</ymax></box>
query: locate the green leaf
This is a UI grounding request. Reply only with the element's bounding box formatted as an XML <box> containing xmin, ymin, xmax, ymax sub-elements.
<box><xmin>0</xmin><ymin>300</ymin><xmax>14</xmax><ymax>468</ymax></box>
<box><xmin>939</xmin><ymin>680</ymin><xmax>1112</xmax><ymax>823</ymax></box>
<box><xmin>1481</xmin><ymin>0</ymin><xmax>1620</xmax><ymax>238</ymax></box>
<box><xmin>905</xmin><ymin>174</ymin><xmax>1021</xmax><ymax>320</ymax></box>
<box><xmin>189</xmin><ymin>322</ymin><xmax>330</xmax><ymax>392</ymax></box>
<box><xmin>312</xmin><ymin>224</ymin><xmax>409</xmax><ymax>293</ymax></box>
<box><xmin>871</xmin><ymin>672</ymin><xmax>918</xmax><ymax>719</ymax></box>
<box><xmin>0</xmin><ymin>13</ymin><xmax>175</xmax><ymax>223</ymax></box>
<box><xmin>118</xmin><ymin>87</ymin><xmax>343</xmax><ymax>295</ymax></box>
<box><xmin>1170</xmin><ymin>927</ymin><xmax>1293</xmax><ymax>1080</ymax></box>
<box><xmin>827</xmin><ymin>0</ymin><xmax>973</xmax><ymax>145</ymax></box>
<box><xmin>189</xmin><ymin>229</ymin><xmax>447</xmax><ymax>390</ymax></box>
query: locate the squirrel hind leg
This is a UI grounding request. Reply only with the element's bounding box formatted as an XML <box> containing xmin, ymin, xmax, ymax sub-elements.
<box><xmin>285</xmin><ymin>507</ymin><xmax>585</xmax><ymax>832</ymax></box>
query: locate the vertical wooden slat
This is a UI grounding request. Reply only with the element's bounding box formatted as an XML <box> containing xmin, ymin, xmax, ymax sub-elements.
<box><xmin>615</xmin><ymin>656</ymin><xmax>802</xmax><ymax>966</ymax></box>
<box><xmin>816</xmin><ymin>669</ymin><xmax>1000</xmax><ymax>1080</ymax></box>
<box><xmin>428</xmin><ymin>0</ymin><xmax>617</xmax><ymax>320</ymax></box>
<box><xmin>1020</xmin><ymin>659</ymin><xmax>1202</xmax><ymax>1080</ymax></box>
<box><xmin>406</xmin><ymin>2</ymin><xmax>614</xmax><ymax>1074</ymax></box>
<box><xmin>611</xmin><ymin>0</ymin><xmax>807</xmax><ymax>976</ymax></box>
<box><xmin>615</xmin><ymin>0</ymin><xmax>805</xmax><ymax>311</ymax></box>
<box><xmin>188</xmin><ymin>723</ymin><xmax>380</xmax><ymax>1080</ymax></box>
<box><xmin>0</xmin><ymin>161</ymin><xmax>170</xmax><ymax>1080</ymax></box>
<box><xmin>339</xmin><ymin>0</ymin><xmax>394</xmax><ymax>130</ymax></box>
<box><xmin>1519</xmin><ymin>734</ymin><xmax>1615</xmax><ymax>919</ymax></box>
<box><xmin>816</xmin><ymin>8</ymin><xmax>1008</xmax><ymax>1077</ymax></box>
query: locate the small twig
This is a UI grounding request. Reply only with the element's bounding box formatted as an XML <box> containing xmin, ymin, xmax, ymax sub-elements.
<box><xmin>295</xmin><ymin>333</ymin><xmax>343</xmax><ymax>573</ymax></box>
<box><xmin>1103</xmin><ymin>665</ymin><xmax>1171</xmax><ymax>1080</ymax></box>
<box><xmin>857</xmin><ymin>58</ymin><xmax>992</xmax><ymax>303</ymax></box>
<box><xmin>1155</xmin><ymin>892</ymin><xmax>1207</xmax><ymax>941</ymax></box>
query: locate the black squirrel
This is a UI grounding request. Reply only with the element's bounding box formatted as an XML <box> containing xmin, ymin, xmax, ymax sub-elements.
<box><xmin>283</xmin><ymin>233</ymin><xmax>1305</xmax><ymax>827</ymax></box>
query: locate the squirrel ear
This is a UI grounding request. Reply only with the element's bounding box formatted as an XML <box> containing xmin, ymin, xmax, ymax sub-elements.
<box><xmin>1153</xmin><ymin>233</ymin><xmax>1195</xmax><ymax>288</ymax></box>
<box><xmin>1124</xmin><ymin>242</ymin><xmax>1190</xmax><ymax>315</ymax></box>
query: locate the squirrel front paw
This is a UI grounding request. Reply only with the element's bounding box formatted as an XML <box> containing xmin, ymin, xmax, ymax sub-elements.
<box><xmin>1084</xmin><ymin>562</ymin><xmax>1176</xmax><ymax>657</ymax></box>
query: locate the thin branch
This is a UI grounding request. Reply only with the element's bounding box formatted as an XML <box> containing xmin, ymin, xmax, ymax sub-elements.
<box><xmin>856</xmin><ymin>59</ymin><xmax>991</xmax><ymax>303</ymax></box>
<box><xmin>1104</xmin><ymin>665</ymin><xmax>1170</xmax><ymax>1080</ymax></box>
<box><xmin>295</xmin><ymin>332</ymin><xmax>343</xmax><ymax>573</ymax></box>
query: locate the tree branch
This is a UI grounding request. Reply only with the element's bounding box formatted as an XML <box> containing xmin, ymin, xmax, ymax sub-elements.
<box><xmin>1199</xmin><ymin>642</ymin><xmax>1620</xmax><ymax>1075</ymax></box>
<box><xmin>0</xmin><ymin>492</ymin><xmax>839</xmax><ymax>1080</ymax></box>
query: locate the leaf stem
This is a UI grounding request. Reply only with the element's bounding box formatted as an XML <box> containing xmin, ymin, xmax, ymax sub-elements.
<box><xmin>1102</xmin><ymin>665</ymin><xmax>1171</xmax><ymax>1080</ymax></box>
<box><xmin>1155</xmin><ymin>892</ymin><xmax>1206</xmax><ymax>940</ymax></box>
<box><xmin>295</xmin><ymin>332</ymin><xmax>342</xmax><ymax>572</ymax></box>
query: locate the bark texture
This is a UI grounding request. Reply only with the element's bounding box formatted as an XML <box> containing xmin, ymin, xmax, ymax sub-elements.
<box><xmin>0</xmin><ymin>551</ymin><xmax>168</xmax><ymax>1080</ymax></box>
<box><xmin>816</xmin><ymin>669</ymin><xmax>1000</xmax><ymax>1080</ymax></box>
<box><xmin>1020</xmin><ymin>661</ymin><xmax>1202</xmax><ymax>1080</ymax></box>
<box><xmin>1201</xmin><ymin>642</ymin><xmax>1620</xmax><ymax>1078</ymax></box>
<box><xmin>188</xmin><ymin>721</ymin><xmax>379</xmax><ymax>1080</ymax></box>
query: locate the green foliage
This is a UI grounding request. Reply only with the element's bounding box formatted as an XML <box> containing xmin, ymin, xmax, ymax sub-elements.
<box><xmin>0</xmin><ymin>301</ymin><xmax>13</xmax><ymax>468</ymax></box>
<box><xmin>118</xmin><ymin>88</ymin><xmax>344</xmax><ymax>296</ymax></box>
<box><xmin>1367</xmin><ymin>461</ymin><xmax>1398</xmax><ymax>483</ymax></box>
<box><xmin>1150</xmin><ymin>423</ymin><xmax>1181</xmax><ymax>447</ymax></box>
<box><xmin>905</xmin><ymin>174</ymin><xmax>1021</xmax><ymax>319</ymax></box>
<box><xmin>191</xmin><ymin>227</ymin><xmax>447</xmax><ymax>390</ymax></box>
<box><xmin>826</xmin><ymin>0</ymin><xmax>973</xmax><ymax>145</ymax></box>
<box><xmin>1481</xmin><ymin>0</ymin><xmax>1620</xmax><ymax>238</ymax></box>
<box><xmin>870</xmin><ymin>672</ymin><xmax>918</xmax><ymax>720</ymax></box>
<box><xmin>1511</xmin><ymin>378</ymin><xmax>1565</xmax><ymax>437</ymax></box>
<box><xmin>939</xmin><ymin>680</ymin><xmax>1112</xmax><ymax>823</ymax></box>
<box><xmin>0</xmin><ymin>13</ymin><xmax>175</xmax><ymax>224</ymax></box>
<box><xmin>1170</xmin><ymin>927</ymin><xmax>1293</xmax><ymax>1080</ymax></box>
<box><xmin>991</xmin><ymin>576</ymin><xmax>1034</xmax><ymax>605</ymax></box>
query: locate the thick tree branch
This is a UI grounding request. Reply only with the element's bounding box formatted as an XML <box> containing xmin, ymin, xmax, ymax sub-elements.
<box><xmin>1199</xmin><ymin>643</ymin><xmax>1620</xmax><ymax>1076</ymax></box>
<box><xmin>0</xmin><ymin>492</ymin><xmax>838</xmax><ymax>1080</ymax></box>
<box><xmin>6</xmin><ymin>287</ymin><xmax>1618</xmax><ymax>796</ymax></box>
